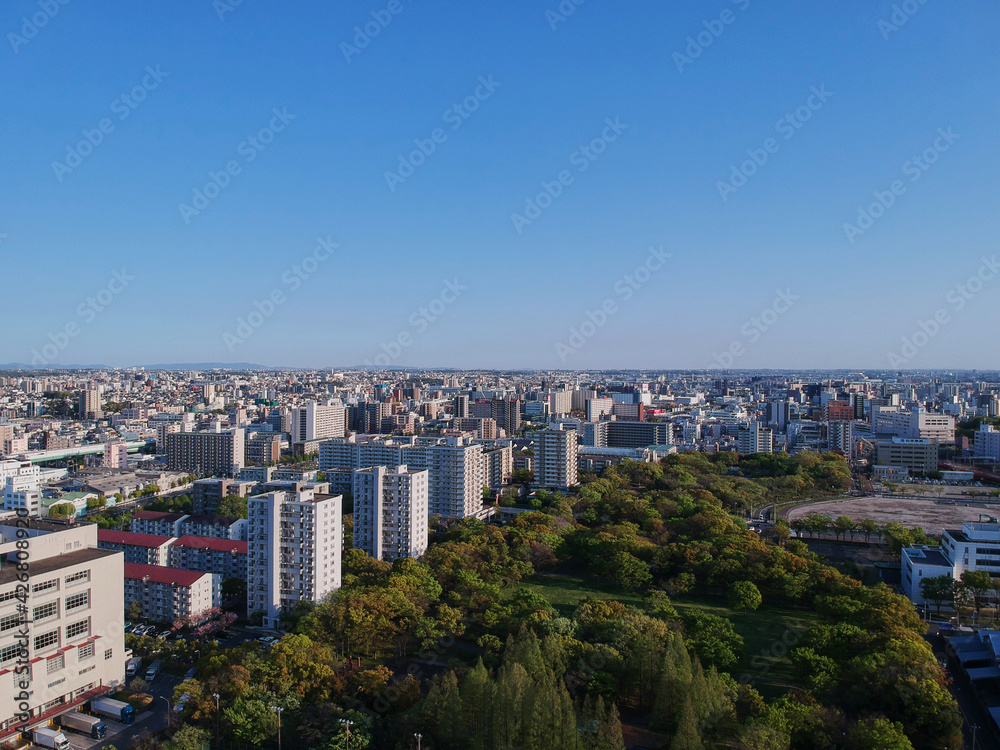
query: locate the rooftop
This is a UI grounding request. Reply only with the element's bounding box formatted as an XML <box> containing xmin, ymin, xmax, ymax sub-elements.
<box><xmin>123</xmin><ymin>562</ymin><xmax>207</xmax><ymax>587</ymax></box>
<box><xmin>172</xmin><ymin>535</ymin><xmax>247</xmax><ymax>553</ymax></box>
<box><xmin>99</xmin><ymin>529</ymin><xmax>174</xmax><ymax>548</ymax></box>
<box><xmin>0</xmin><ymin>547</ymin><xmax>119</xmax><ymax>586</ymax></box>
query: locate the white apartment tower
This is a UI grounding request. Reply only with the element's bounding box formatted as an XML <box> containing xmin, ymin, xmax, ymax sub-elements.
<box><xmin>426</xmin><ymin>437</ymin><xmax>485</xmax><ymax>518</ymax></box>
<box><xmin>247</xmin><ymin>489</ymin><xmax>342</xmax><ymax>629</ymax></box>
<box><xmin>353</xmin><ymin>465</ymin><xmax>429</xmax><ymax>562</ymax></box>
<box><xmin>534</xmin><ymin>425</ymin><xmax>579</xmax><ymax>490</ymax></box>
<box><xmin>291</xmin><ymin>401</ymin><xmax>347</xmax><ymax>443</ymax></box>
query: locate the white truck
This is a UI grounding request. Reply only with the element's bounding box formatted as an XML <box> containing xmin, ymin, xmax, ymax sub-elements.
<box><xmin>31</xmin><ymin>727</ymin><xmax>71</xmax><ymax>750</ymax></box>
<box><xmin>125</xmin><ymin>656</ymin><xmax>143</xmax><ymax>677</ymax></box>
<box><xmin>91</xmin><ymin>696</ymin><xmax>137</xmax><ymax>724</ymax></box>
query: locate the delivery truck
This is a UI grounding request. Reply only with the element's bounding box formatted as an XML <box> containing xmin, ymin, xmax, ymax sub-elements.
<box><xmin>91</xmin><ymin>696</ymin><xmax>136</xmax><ymax>724</ymax></box>
<box><xmin>58</xmin><ymin>710</ymin><xmax>108</xmax><ymax>739</ymax></box>
<box><xmin>31</xmin><ymin>727</ymin><xmax>71</xmax><ymax>750</ymax></box>
<box><xmin>145</xmin><ymin>659</ymin><xmax>162</xmax><ymax>681</ymax></box>
<box><xmin>125</xmin><ymin>656</ymin><xmax>143</xmax><ymax>677</ymax></box>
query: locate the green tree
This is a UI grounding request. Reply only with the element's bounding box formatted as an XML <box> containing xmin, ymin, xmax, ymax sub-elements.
<box><xmin>165</xmin><ymin>725</ymin><xmax>209</xmax><ymax>750</ymax></box>
<box><xmin>223</xmin><ymin>696</ymin><xmax>278</xmax><ymax>745</ymax></box>
<box><xmin>919</xmin><ymin>574</ymin><xmax>955</xmax><ymax>616</ymax></box>
<box><xmin>670</xmin><ymin>697</ymin><xmax>703</xmax><ymax>750</ymax></box>
<box><xmin>728</xmin><ymin>581</ymin><xmax>762</xmax><ymax>615</ymax></box>
<box><xmin>845</xmin><ymin>717</ymin><xmax>914</xmax><ymax>750</ymax></box>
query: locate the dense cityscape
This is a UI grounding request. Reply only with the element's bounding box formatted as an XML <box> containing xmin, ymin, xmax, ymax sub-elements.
<box><xmin>1</xmin><ymin>368</ymin><xmax>999</xmax><ymax>749</ymax></box>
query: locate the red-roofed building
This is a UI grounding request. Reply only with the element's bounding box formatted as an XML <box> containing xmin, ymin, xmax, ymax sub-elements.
<box><xmin>123</xmin><ymin>563</ymin><xmax>218</xmax><ymax>623</ymax></box>
<box><xmin>98</xmin><ymin>530</ymin><xmax>174</xmax><ymax>565</ymax></box>
<box><xmin>168</xmin><ymin>536</ymin><xmax>248</xmax><ymax>582</ymax></box>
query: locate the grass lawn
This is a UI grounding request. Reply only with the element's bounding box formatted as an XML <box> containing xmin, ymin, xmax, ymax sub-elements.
<box><xmin>514</xmin><ymin>573</ymin><xmax>821</xmax><ymax>699</ymax></box>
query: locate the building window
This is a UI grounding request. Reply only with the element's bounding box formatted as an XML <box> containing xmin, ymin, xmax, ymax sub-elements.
<box><xmin>34</xmin><ymin>630</ymin><xmax>59</xmax><ymax>652</ymax></box>
<box><xmin>33</xmin><ymin>601</ymin><xmax>58</xmax><ymax>621</ymax></box>
<box><xmin>46</xmin><ymin>655</ymin><xmax>64</xmax><ymax>673</ymax></box>
<box><xmin>65</xmin><ymin>591</ymin><xmax>90</xmax><ymax>611</ymax></box>
<box><xmin>104</xmin><ymin>649</ymin><xmax>113</xmax><ymax>660</ymax></box>
<box><xmin>32</xmin><ymin>579</ymin><xmax>58</xmax><ymax>594</ymax></box>
<box><xmin>1</xmin><ymin>643</ymin><xmax>24</xmax><ymax>664</ymax></box>
<box><xmin>66</xmin><ymin>619</ymin><xmax>90</xmax><ymax>640</ymax></box>
<box><xmin>0</xmin><ymin>613</ymin><xmax>23</xmax><ymax>633</ymax></box>
<box><xmin>78</xmin><ymin>643</ymin><xmax>95</xmax><ymax>660</ymax></box>
<box><xmin>65</xmin><ymin>570</ymin><xmax>90</xmax><ymax>585</ymax></box>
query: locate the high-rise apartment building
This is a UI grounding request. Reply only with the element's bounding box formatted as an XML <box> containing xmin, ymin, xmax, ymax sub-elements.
<box><xmin>426</xmin><ymin>437</ymin><xmax>486</xmax><ymax>517</ymax></box>
<box><xmin>291</xmin><ymin>401</ymin><xmax>346</xmax><ymax>443</ymax></box>
<box><xmin>353</xmin><ymin>465</ymin><xmax>429</xmax><ymax>562</ymax></box>
<box><xmin>491</xmin><ymin>397</ymin><xmax>522</xmax><ymax>437</ymax></box>
<box><xmin>165</xmin><ymin>428</ymin><xmax>245</xmax><ymax>475</ymax></box>
<box><xmin>737</xmin><ymin>422</ymin><xmax>774</xmax><ymax>455</ymax></box>
<box><xmin>79</xmin><ymin>389</ymin><xmax>102</xmax><ymax>420</ymax></box>
<box><xmin>248</xmin><ymin>489</ymin><xmax>342</xmax><ymax>629</ymax></box>
<box><xmin>453</xmin><ymin>394</ymin><xmax>469</xmax><ymax>419</ymax></box>
<box><xmin>483</xmin><ymin>445</ymin><xmax>513</xmax><ymax>489</ymax></box>
<box><xmin>534</xmin><ymin>425</ymin><xmax>579</xmax><ymax>490</ymax></box>
<box><xmin>586</xmin><ymin>398</ymin><xmax>615</xmax><ymax>422</ymax></box>
<box><xmin>975</xmin><ymin>425</ymin><xmax>1000</xmax><ymax>461</ymax></box>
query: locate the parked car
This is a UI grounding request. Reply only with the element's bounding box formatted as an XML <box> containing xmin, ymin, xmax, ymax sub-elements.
<box><xmin>183</xmin><ymin>667</ymin><xmax>197</xmax><ymax>681</ymax></box>
<box><xmin>173</xmin><ymin>694</ymin><xmax>191</xmax><ymax>713</ymax></box>
<box><xmin>123</xmin><ymin>621</ymin><xmax>133</xmax><ymax>632</ymax></box>
<box><xmin>157</xmin><ymin>630</ymin><xmax>173</xmax><ymax>639</ymax></box>
<box><xmin>257</xmin><ymin>636</ymin><xmax>278</xmax><ymax>646</ymax></box>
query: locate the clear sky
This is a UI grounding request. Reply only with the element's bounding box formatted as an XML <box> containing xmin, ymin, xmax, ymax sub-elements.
<box><xmin>2</xmin><ymin>0</ymin><xmax>998</xmax><ymax>370</ymax></box>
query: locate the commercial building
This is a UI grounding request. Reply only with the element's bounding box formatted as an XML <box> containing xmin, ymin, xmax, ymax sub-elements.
<box><xmin>353</xmin><ymin>465</ymin><xmax>429</xmax><ymax>562</ymax></box>
<box><xmin>123</xmin><ymin>563</ymin><xmax>218</xmax><ymax>622</ymax></box>
<box><xmin>248</xmin><ymin>489</ymin><xmax>342</xmax><ymax>629</ymax></box>
<box><xmin>0</xmin><ymin>521</ymin><xmax>125</xmax><ymax>739</ymax></box>
<box><xmin>534</xmin><ymin>425</ymin><xmax>579</xmax><ymax>490</ymax></box>
<box><xmin>165</xmin><ymin>428</ymin><xmax>245</xmax><ymax>476</ymax></box>
<box><xmin>876</xmin><ymin>437</ymin><xmax>938</xmax><ymax>474</ymax></box>
<box><xmin>903</xmin><ymin>523</ymin><xmax>1000</xmax><ymax>605</ymax></box>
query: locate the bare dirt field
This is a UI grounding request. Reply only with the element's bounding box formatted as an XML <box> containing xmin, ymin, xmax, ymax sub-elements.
<box><xmin>786</xmin><ymin>496</ymin><xmax>999</xmax><ymax>533</ymax></box>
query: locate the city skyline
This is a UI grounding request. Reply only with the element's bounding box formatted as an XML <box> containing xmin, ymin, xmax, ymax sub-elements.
<box><xmin>3</xmin><ymin>1</ymin><xmax>999</xmax><ymax>369</ymax></box>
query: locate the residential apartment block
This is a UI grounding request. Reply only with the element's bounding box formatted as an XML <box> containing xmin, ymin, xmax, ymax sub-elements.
<box><xmin>353</xmin><ymin>465</ymin><xmax>429</xmax><ymax>562</ymax></box>
<box><xmin>534</xmin><ymin>426</ymin><xmax>579</xmax><ymax>490</ymax></box>
<box><xmin>123</xmin><ymin>563</ymin><xmax>218</xmax><ymax>623</ymax></box>
<box><xmin>248</xmin><ymin>490</ymin><xmax>342</xmax><ymax>629</ymax></box>
<box><xmin>165</xmin><ymin>428</ymin><xmax>245</xmax><ymax>475</ymax></box>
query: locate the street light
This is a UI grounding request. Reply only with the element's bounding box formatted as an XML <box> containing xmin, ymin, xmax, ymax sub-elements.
<box><xmin>158</xmin><ymin>696</ymin><xmax>171</xmax><ymax>728</ymax></box>
<box><xmin>340</xmin><ymin>718</ymin><xmax>354</xmax><ymax>750</ymax></box>
<box><xmin>414</xmin><ymin>732</ymin><xmax>422</xmax><ymax>750</ymax></box>
<box><xmin>212</xmin><ymin>692</ymin><xmax>220</xmax><ymax>740</ymax></box>
<box><xmin>973</xmin><ymin>723</ymin><xmax>979</xmax><ymax>750</ymax></box>
<box><xmin>271</xmin><ymin>705</ymin><xmax>284</xmax><ymax>750</ymax></box>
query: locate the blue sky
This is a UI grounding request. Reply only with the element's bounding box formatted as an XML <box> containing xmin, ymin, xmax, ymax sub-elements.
<box><xmin>2</xmin><ymin>0</ymin><xmax>998</xmax><ymax>370</ymax></box>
